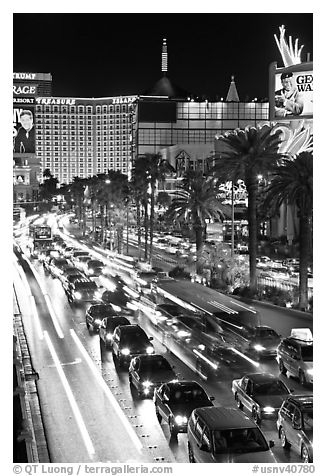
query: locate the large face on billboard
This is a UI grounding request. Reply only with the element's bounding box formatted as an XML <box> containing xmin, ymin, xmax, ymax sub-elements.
<box><xmin>13</xmin><ymin>106</ymin><xmax>35</xmax><ymax>153</ymax></box>
<box><xmin>272</xmin><ymin>67</ymin><xmax>313</xmax><ymax>120</ymax></box>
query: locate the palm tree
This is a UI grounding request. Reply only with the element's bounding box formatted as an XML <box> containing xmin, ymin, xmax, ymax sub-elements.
<box><xmin>209</xmin><ymin>124</ymin><xmax>285</xmax><ymax>292</ymax></box>
<box><xmin>263</xmin><ymin>152</ymin><xmax>313</xmax><ymax>310</ymax></box>
<box><xmin>167</xmin><ymin>170</ymin><xmax>229</xmax><ymax>272</ymax></box>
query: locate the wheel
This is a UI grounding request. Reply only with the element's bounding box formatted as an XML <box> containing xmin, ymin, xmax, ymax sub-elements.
<box><xmin>279</xmin><ymin>359</ymin><xmax>287</xmax><ymax>375</ymax></box>
<box><xmin>235</xmin><ymin>394</ymin><xmax>243</xmax><ymax>410</ymax></box>
<box><xmin>169</xmin><ymin>418</ymin><xmax>178</xmax><ymax>438</ymax></box>
<box><xmin>188</xmin><ymin>443</ymin><xmax>195</xmax><ymax>463</ymax></box>
<box><xmin>252</xmin><ymin>407</ymin><xmax>261</xmax><ymax>425</ymax></box>
<box><xmin>280</xmin><ymin>427</ymin><xmax>290</xmax><ymax>449</ymax></box>
<box><xmin>299</xmin><ymin>370</ymin><xmax>307</xmax><ymax>386</ymax></box>
<box><xmin>301</xmin><ymin>444</ymin><xmax>311</xmax><ymax>463</ymax></box>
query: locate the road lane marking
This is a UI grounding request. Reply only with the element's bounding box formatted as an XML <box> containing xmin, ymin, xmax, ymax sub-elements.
<box><xmin>43</xmin><ymin>331</ymin><xmax>95</xmax><ymax>457</ymax></box>
<box><xmin>70</xmin><ymin>329</ymin><xmax>143</xmax><ymax>453</ymax></box>
<box><xmin>229</xmin><ymin>346</ymin><xmax>260</xmax><ymax>367</ymax></box>
<box><xmin>229</xmin><ymin>299</ymin><xmax>257</xmax><ymax>313</ymax></box>
<box><xmin>13</xmin><ymin>256</ymin><xmax>44</xmax><ymax>340</ymax></box>
<box><xmin>29</xmin><ymin>296</ymin><xmax>44</xmax><ymax>341</ymax></box>
<box><xmin>21</xmin><ymin>255</ymin><xmax>64</xmax><ymax>339</ymax></box>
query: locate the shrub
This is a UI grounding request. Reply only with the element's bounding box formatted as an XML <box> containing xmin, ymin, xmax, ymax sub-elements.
<box><xmin>168</xmin><ymin>266</ymin><xmax>191</xmax><ymax>280</ymax></box>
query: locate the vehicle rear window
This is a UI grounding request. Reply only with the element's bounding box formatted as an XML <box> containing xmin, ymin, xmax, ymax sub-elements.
<box><xmin>170</xmin><ymin>385</ymin><xmax>208</xmax><ymax>403</ymax></box>
<box><xmin>75</xmin><ymin>282</ymin><xmax>97</xmax><ymax>290</ymax></box>
<box><xmin>254</xmin><ymin>380</ymin><xmax>289</xmax><ymax>395</ymax></box>
<box><xmin>213</xmin><ymin>428</ymin><xmax>269</xmax><ymax>454</ymax></box>
<box><xmin>302</xmin><ymin>411</ymin><xmax>313</xmax><ymax>430</ymax></box>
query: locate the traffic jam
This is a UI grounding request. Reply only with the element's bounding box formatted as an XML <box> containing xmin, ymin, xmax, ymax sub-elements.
<box><xmin>14</xmin><ymin>214</ymin><xmax>313</xmax><ymax>464</ymax></box>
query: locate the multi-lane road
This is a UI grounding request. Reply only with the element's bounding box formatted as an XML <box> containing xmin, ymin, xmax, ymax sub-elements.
<box><xmin>13</xmin><ymin>229</ymin><xmax>313</xmax><ymax>464</ymax></box>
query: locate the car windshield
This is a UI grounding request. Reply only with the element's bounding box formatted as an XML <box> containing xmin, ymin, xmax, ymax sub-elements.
<box><xmin>170</xmin><ymin>385</ymin><xmax>208</xmax><ymax>403</ymax></box>
<box><xmin>302</xmin><ymin>410</ymin><xmax>313</xmax><ymax>430</ymax></box>
<box><xmin>140</xmin><ymin>358</ymin><xmax>172</xmax><ymax>373</ymax></box>
<box><xmin>120</xmin><ymin>329</ymin><xmax>148</xmax><ymax>345</ymax></box>
<box><xmin>107</xmin><ymin>317</ymin><xmax>129</xmax><ymax>330</ymax></box>
<box><xmin>256</xmin><ymin>329</ymin><xmax>279</xmax><ymax>338</ymax></box>
<box><xmin>88</xmin><ymin>260</ymin><xmax>103</xmax><ymax>267</ymax></box>
<box><xmin>75</xmin><ymin>282</ymin><xmax>97</xmax><ymax>290</ymax></box>
<box><xmin>301</xmin><ymin>345</ymin><xmax>313</xmax><ymax>361</ymax></box>
<box><xmin>158</xmin><ymin>305</ymin><xmax>182</xmax><ymax>316</ymax></box>
<box><xmin>92</xmin><ymin>305</ymin><xmax>113</xmax><ymax>315</ymax></box>
<box><xmin>254</xmin><ymin>380</ymin><xmax>289</xmax><ymax>395</ymax></box>
<box><xmin>213</xmin><ymin>428</ymin><xmax>269</xmax><ymax>454</ymax></box>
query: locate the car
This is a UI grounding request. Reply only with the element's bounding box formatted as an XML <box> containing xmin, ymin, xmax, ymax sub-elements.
<box><xmin>277</xmin><ymin>329</ymin><xmax>313</xmax><ymax>385</ymax></box>
<box><xmin>61</xmin><ymin>272</ymin><xmax>84</xmax><ymax>291</ymax></box>
<box><xmin>85</xmin><ymin>259</ymin><xmax>104</xmax><ymax>277</ymax></box>
<box><xmin>74</xmin><ymin>255</ymin><xmax>92</xmax><ymax>272</ymax></box>
<box><xmin>187</xmin><ymin>407</ymin><xmax>276</xmax><ymax>463</ymax></box>
<box><xmin>154</xmin><ymin>380</ymin><xmax>214</xmax><ymax>437</ymax></box>
<box><xmin>246</xmin><ymin>326</ymin><xmax>281</xmax><ymax>358</ymax></box>
<box><xmin>111</xmin><ymin>324</ymin><xmax>154</xmax><ymax>368</ymax></box>
<box><xmin>66</xmin><ymin>278</ymin><xmax>98</xmax><ymax>304</ymax></box>
<box><xmin>232</xmin><ymin>373</ymin><xmax>291</xmax><ymax>424</ymax></box>
<box><xmin>85</xmin><ymin>303</ymin><xmax>118</xmax><ymax>333</ymax></box>
<box><xmin>44</xmin><ymin>257</ymin><xmax>70</xmax><ymax>278</ymax></box>
<box><xmin>69</xmin><ymin>250</ymin><xmax>90</xmax><ymax>265</ymax></box>
<box><xmin>277</xmin><ymin>395</ymin><xmax>313</xmax><ymax>463</ymax></box>
<box><xmin>99</xmin><ymin>315</ymin><xmax>131</xmax><ymax>349</ymax></box>
<box><xmin>63</xmin><ymin>246</ymin><xmax>78</xmax><ymax>258</ymax></box>
<box><xmin>129</xmin><ymin>354</ymin><xmax>177</xmax><ymax>398</ymax></box>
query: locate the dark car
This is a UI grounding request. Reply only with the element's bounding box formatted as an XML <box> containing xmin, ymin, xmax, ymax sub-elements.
<box><xmin>85</xmin><ymin>303</ymin><xmax>117</xmax><ymax>333</ymax></box>
<box><xmin>85</xmin><ymin>259</ymin><xmax>104</xmax><ymax>277</ymax></box>
<box><xmin>247</xmin><ymin>326</ymin><xmax>282</xmax><ymax>358</ymax></box>
<box><xmin>62</xmin><ymin>272</ymin><xmax>84</xmax><ymax>291</ymax></box>
<box><xmin>44</xmin><ymin>257</ymin><xmax>70</xmax><ymax>278</ymax></box>
<box><xmin>99</xmin><ymin>315</ymin><xmax>131</xmax><ymax>349</ymax></box>
<box><xmin>277</xmin><ymin>395</ymin><xmax>313</xmax><ymax>463</ymax></box>
<box><xmin>232</xmin><ymin>373</ymin><xmax>291</xmax><ymax>424</ymax></box>
<box><xmin>129</xmin><ymin>354</ymin><xmax>177</xmax><ymax>398</ymax></box>
<box><xmin>66</xmin><ymin>278</ymin><xmax>98</xmax><ymax>304</ymax></box>
<box><xmin>154</xmin><ymin>380</ymin><xmax>214</xmax><ymax>437</ymax></box>
<box><xmin>111</xmin><ymin>324</ymin><xmax>154</xmax><ymax>368</ymax></box>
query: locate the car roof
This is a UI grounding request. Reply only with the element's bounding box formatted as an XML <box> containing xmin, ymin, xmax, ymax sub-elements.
<box><xmin>284</xmin><ymin>337</ymin><xmax>313</xmax><ymax>347</ymax></box>
<box><xmin>136</xmin><ymin>354</ymin><xmax>167</xmax><ymax>362</ymax></box>
<box><xmin>195</xmin><ymin>407</ymin><xmax>256</xmax><ymax>430</ymax></box>
<box><xmin>118</xmin><ymin>324</ymin><xmax>143</xmax><ymax>332</ymax></box>
<box><xmin>245</xmin><ymin>373</ymin><xmax>280</xmax><ymax>383</ymax></box>
<box><xmin>285</xmin><ymin>395</ymin><xmax>313</xmax><ymax>408</ymax></box>
<box><xmin>165</xmin><ymin>380</ymin><xmax>204</xmax><ymax>390</ymax></box>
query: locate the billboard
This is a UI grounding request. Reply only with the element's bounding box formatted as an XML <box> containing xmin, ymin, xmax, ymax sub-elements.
<box><xmin>13</xmin><ymin>105</ymin><xmax>35</xmax><ymax>153</ymax></box>
<box><xmin>269</xmin><ymin>62</ymin><xmax>313</xmax><ymax>120</ymax></box>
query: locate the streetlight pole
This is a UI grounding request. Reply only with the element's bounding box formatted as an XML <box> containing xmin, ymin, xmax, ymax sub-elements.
<box><xmin>231</xmin><ymin>180</ymin><xmax>235</xmax><ymax>260</ymax></box>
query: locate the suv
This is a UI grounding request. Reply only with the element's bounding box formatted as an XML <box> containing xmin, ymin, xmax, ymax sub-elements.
<box><xmin>277</xmin><ymin>329</ymin><xmax>313</xmax><ymax>385</ymax></box>
<box><xmin>111</xmin><ymin>324</ymin><xmax>154</xmax><ymax>368</ymax></box>
<box><xmin>187</xmin><ymin>407</ymin><xmax>276</xmax><ymax>463</ymax></box>
<box><xmin>66</xmin><ymin>278</ymin><xmax>98</xmax><ymax>304</ymax></box>
<box><xmin>277</xmin><ymin>395</ymin><xmax>313</xmax><ymax>463</ymax></box>
<box><xmin>99</xmin><ymin>315</ymin><xmax>131</xmax><ymax>348</ymax></box>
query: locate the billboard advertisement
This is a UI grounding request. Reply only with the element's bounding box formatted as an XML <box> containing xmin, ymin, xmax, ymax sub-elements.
<box><xmin>13</xmin><ymin>105</ymin><xmax>35</xmax><ymax>153</ymax></box>
<box><xmin>269</xmin><ymin>62</ymin><xmax>313</xmax><ymax>120</ymax></box>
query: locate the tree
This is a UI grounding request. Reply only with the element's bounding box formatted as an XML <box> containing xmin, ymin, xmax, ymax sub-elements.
<box><xmin>263</xmin><ymin>151</ymin><xmax>313</xmax><ymax>310</ymax></box>
<box><xmin>209</xmin><ymin>124</ymin><xmax>285</xmax><ymax>292</ymax></box>
<box><xmin>39</xmin><ymin>169</ymin><xmax>59</xmax><ymax>202</ymax></box>
<box><xmin>167</xmin><ymin>170</ymin><xmax>229</xmax><ymax>272</ymax></box>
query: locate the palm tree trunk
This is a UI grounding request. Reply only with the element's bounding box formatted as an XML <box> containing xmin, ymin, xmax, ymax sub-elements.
<box><xmin>246</xmin><ymin>174</ymin><xmax>258</xmax><ymax>292</ymax></box>
<box><xmin>194</xmin><ymin>225</ymin><xmax>204</xmax><ymax>274</ymax></box>
<box><xmin>149</xmin><ymin>184</ymin><xmax>155</xmax><ymax>262</ymax></box>
<box><xmin>136</xmin><ymin>201</ymin><xmax>142</xmax><ymax>260</ymax></box>
<box><xmin>298</xmin><ymin>214</ymin><xmax>310</xmax><ymax>310</ymax></box>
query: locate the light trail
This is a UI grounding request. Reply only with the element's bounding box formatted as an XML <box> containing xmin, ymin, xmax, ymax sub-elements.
<box><xmin>44</xmin><ymin>331</ymin><xmax>95</xmax><ymax>457</ymax></box>
<box><xmin>70</xmin><ymin>329</ymin><xmax>143</xmax><ymax>453</ymax></box>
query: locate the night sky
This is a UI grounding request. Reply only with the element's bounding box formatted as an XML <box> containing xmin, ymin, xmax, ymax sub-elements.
<box><xmin>13</xmin><ymin>13</ymin><xmax>313</xmax><ymax>101</ymax></box>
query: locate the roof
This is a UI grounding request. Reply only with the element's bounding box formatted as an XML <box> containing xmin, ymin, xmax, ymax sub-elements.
<box><xmin>286</xmin><ymin>395</ymin><xmax>313</xmax><ymax>408</ymax></box>
<box><xmin>195</xmin><ymin>407</ymin><xmax>255</xmax><ymax>430</ymax></box>
<box><xmin>246</xmin><ymin>373</ymin><xmax>279</xmax><ymax>383</ymax></box>
<box><xmin>144</xmin><ymin>76</ymin><xmax>190</xmax><ymax>99</ymax></box>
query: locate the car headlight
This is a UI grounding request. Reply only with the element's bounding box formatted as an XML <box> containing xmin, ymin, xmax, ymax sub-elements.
<box><xmin>263</xmin><ymin>406</ymin><xmax>275</xmax><ymax>414</ymax></box>
<box><xmin>121</xmin><ymin>348</ymin><xmax>130</xmax><ymax>356</ymax></box>
<box><xmin>146</xmin><ymin>346</ymin><xmax>154</xmax><ymax>354</ymax></box>
<box><xmin>74</xmin><ymin>291</ymin><xmax>82</xmax><ymax>300</ymax></box>
<box><xmin>142</xmin><ymin>380</ymin><xmax>152</xmax><ymax>388</ymax></box>
<box><xmin>175</xmin><ymin>415</ymin><xmax>188</xmax><ymax>425</ymax></box>
<box><xmin>253</xmin><ymin>344</ymin><xmax>266</xmax><ymax>352</ymax></box>
<box><xmin>307</xmin><ymin>369</ymin><xmax>313</xmax><ymax>375</ymax></box>
<box><xmin>111</xmin><ymin>304</ymin><xmax>121</xmax><ymax>312</ymax></box>
<box><xmin>106</xmin><ymin>333</ymin><xmax>113</xmax><ymax>341</ymax></box>
<box><xmin>94</xmin><ymin>319</ymin><xmax>101</xmax><ymax>325</ymax></box>
<box><xmin>89</xmin><ymin>268</ymin><xmax>94</xmax><ymax>274</ymax></box>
